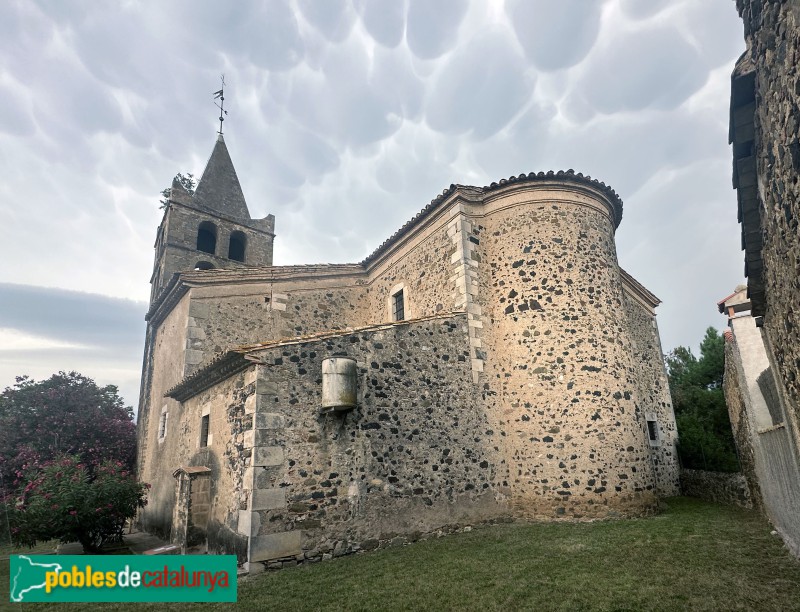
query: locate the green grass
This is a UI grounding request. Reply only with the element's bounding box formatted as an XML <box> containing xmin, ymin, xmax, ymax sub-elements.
<box><xmin>2</xmin><ymin>498</ymin><xmax>799</xmax><ymax>611</ymax></box>
<box><xmin>0</xmin><ymin>540</ymin><xmax>58</xmax><ymax>560</ymax></box>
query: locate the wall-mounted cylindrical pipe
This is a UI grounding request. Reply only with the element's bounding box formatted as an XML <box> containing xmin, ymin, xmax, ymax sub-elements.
<box><xmin>321</xmin><ymin>357</ymin><xmax>357</xmax><ymax>412</ymax></box>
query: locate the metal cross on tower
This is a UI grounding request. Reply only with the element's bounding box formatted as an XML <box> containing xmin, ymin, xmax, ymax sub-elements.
<box><xmin>213</xmin><ymin>75</ymin><xmax>228</xmax><ymax>135</ymax></box>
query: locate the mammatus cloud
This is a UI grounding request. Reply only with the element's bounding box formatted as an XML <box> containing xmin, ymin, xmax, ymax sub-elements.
<box><xmin>618</xmin><ymin>0</ymin><xmax>672</xmax><ymax>20</ymax></box>
<box><xmin>575</xmin><ymin>26</ymin><xmax>708</xmax><ymax>114</ymax></box>
<box><xmin>426</xmin><ymin>29</ymin><xmax>536</xmax><ymax>139</ymax></box>
<box><xmin>406</xmin><ymin>0</ymin><xmax>469</xmax><ymax>60</ymax></box>
<box><xmin>507</xmin><ymin>0</ymin><xmax>604</xmax><ymax>72</ymax></box>
<box><xmin>1</xmin><ymin>0</ymin><xmax>747</xmax><ymax>402</ymax></box>
<box><xmin>356</xmin><ymin>0</ymin><xmax>406</xmax><ymax>48</ymax></box>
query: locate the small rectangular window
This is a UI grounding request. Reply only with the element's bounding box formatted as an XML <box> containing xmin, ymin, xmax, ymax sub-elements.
<box><xmin>200</xmin><ymin>414</ymin><xmax>210</xmax><ymax>448</ymax></box>
<box><xmin>647</xmin><ymin>419</ymin><xmax>658</xmax><ymax>441</ymax></box>
<box><xmin>392</xmin><ymin>290</ymin><xmax>405</xmax><ymax>321</ymax></box>
<box><xmin>158</xmin><ymin>411</ymin><xmax>168</xmax><ymax>441</ymax></box>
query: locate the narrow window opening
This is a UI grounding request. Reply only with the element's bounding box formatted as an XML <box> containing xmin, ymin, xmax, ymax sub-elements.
<box><xmin>194</xmin><ymin>261</ymin><xmax>214</xmax><ymax>270</ymax></box>
<box><xmin>647</xmin><ymin>419</ymin><xmax>658</xmax><ymax>441</ymax></box>
<box><xmin>392</xmin><ymin>289</ymin><xmax>405</xmax><ymax>321</ymax></box>
<box><xmin>228</xmin><ymin>231</ymin><xmax>246</xmax><ymax>262</ymax></box>
<box><xmin>200</xmin><ymin>414</ymin><xmax>210</xmax><ymax>448</ymax></box>
<box><xmin>197</xmin><ymin>221</ymin><xmax>217</xmax><ymax>254</ymax></box>
<box><xmin>158</xmin><ymin>411</ymin><xmax>168</xmax><ymax>440</ymax></box>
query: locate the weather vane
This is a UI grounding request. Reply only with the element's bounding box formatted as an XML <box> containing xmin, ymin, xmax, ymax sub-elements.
<box><xmin>213</xmin><ymin>75</ymin><xmax>228</xmax><ymax>135</ymax></box>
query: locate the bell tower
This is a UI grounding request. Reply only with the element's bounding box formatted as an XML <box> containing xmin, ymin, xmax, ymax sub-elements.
<box><xmin>150</xmin><ymin>134</ymin><xmax>275</xmax><ymax>302</ymax></box>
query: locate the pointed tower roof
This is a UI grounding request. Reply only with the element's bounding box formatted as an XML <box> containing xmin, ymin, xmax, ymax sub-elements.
<box><xmin>191</xmin><ymin>135</ymin><xmax>251</xmax><ymax>219</ymax></box>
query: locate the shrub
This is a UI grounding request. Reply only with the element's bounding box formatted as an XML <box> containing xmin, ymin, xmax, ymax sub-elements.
<box><xmin>0</xmin><ymin>372</ymin><xmax>137</xmax><ymax>487</ymax></box>
<box><xmin>5</xmin><ymin>455</ymin><xmax>148</xmax><ymax>552</ymax></box>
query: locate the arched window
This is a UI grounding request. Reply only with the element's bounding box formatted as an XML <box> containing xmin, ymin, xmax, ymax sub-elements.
<box><xmin>228</xmin><ymin>231</ymin><xmax>246</xmax><ymax>262</ymax></box>
<box><xmin>194</xmin><ymin>261</ymin><xmax>214</xmax><ymax>270</ymax></box>
<box><xmin>196</xmin><ymin>222</ymin><xmax>217</xmax><ymax>254</ymax></box>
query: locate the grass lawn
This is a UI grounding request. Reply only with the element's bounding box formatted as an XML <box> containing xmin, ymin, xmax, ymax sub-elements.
<box><xmin>1</xmin><ymin>497</ymin><xmax>799</xmax><ymax>611</ymax></box>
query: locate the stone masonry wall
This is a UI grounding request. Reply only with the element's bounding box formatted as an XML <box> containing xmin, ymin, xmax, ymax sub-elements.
<box><xmin>185</xmin><ymin>280</ymin><xmax>365</xmax><ymax>378</ymax></box>
<box><xmin>737</xmin><ymin>0</ymin><xmax>800</xmax><ymax>442</ymax></box>
<box><xmin>142</xmin><ymin>368</ymin><xmax>253</xmax><ymax>561</ymax></box>
<box><xmin>358</xmin><ymin>222</ymin><xmax>456</xmax><ymax>324</ymax></box>
<box><xmin>178</xmin><ymin>370</ymin><xmax>253</xmax><ymax>561</ymax></box>
<box><xmin>137</xmin><ymin>294</ymin><xmax>191</xmax><ymax>539</ymax></box>
<box><xmin>153</xmin><ymin>202</ymin><xmax>274</xmax><ymax>299</ymax></box>
<box><xmin>238</xmin><ymin>314</ymin><xmax>507</xmax><ymax>566</ymax></box>
<box><xmin>477</xmin><ymin>188</ymin><xmax>658</xmax><ymax>519</ymax></box>
<box><xmin>623</xmin><ymin>292</ymin><xmax>680</xmax><ymax>496</ymax></box>
<box><xmin>140</xmin><ymin>174</ymin><xmax>679</xmax><ymax>560</ymax></box>
<box><xmin>679</xmin><ymin>469</ymin><xmax>753</xmax><ymax>509</ymax></box>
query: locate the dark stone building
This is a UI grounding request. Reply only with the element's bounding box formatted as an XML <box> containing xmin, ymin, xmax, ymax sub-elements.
<box><xmin>729</xmin><ymin>0</ymin><xmax>800</xmax><ymax>555</ymax></box>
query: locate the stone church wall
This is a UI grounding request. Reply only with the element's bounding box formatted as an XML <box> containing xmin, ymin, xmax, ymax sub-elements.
<box><xmin>137</xmin><ymin>294</ymin><xmax>192</xmax><ymax>539</ymax></box>
<box><xmin>183</xmin><ymin>275</ymin><xmax>366</xmax><ymax>378</ymax></box>
<box><xmin>159</xmin><ymin>314</ymin><xmax>508</xmax><ymax>567</ymax></box>
<box><xmin>623</xmin><ymin>291</ymin><xmax>680</xmax><ymax>497</ymax></box>
<box><xmin>358</xmin><ymin>212</ymin><xmax>460</xmax><ymax>324</ymax></box>
<box><xmin>476</xmin><ymin>187</ymin><xmax>658</xmax><ymax>519</ymax></box>
<box><xmin>137</xmin><ymin>162</ymin><xmax>680</xmax><ymax>559</ymax></box>
<box><xmin>243</xmin><ymin>314</ymin><xmax>506</xmax><ymax>564</ymax></box>
<box><xmin>171</xmin><ymin>370</ymin><xmax>253</xmax><ymax>560</ymax></box>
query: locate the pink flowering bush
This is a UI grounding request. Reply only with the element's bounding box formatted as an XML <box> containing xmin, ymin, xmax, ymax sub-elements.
<box><xmin>5</xmin><ymin>455</ymin><xmax>148</xmax><ymax>552</ymax></box>
<box><xmin>0</xmin><ymin>372</ymin><xmax>137</xmax><ymax>487</ymax></box>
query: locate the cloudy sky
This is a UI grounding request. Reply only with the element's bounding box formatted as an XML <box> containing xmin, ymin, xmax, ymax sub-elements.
<box><xmin>0</xmin><ymin>0</ymin><xmax>747</xmax><ymax>412</ymax></box>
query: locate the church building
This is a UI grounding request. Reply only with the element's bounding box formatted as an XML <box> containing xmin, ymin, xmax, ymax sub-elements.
<box><xmin>136</xmin><ymin>134</ymin><xmax>679</xmax><ymax>569</ymax></box>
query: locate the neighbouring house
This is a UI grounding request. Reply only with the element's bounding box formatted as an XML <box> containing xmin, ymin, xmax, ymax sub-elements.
<box><xmin>718</xmin><ymin>287</ymin><xmax>800</xmax><ymax>555</ymax></box>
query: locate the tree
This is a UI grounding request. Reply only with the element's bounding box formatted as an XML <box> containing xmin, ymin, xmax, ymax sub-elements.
<box><xmin>0</xmin><ymin>372</ymin><xmax>136</xmax><ymax>488</ymax></box>
<box><xmin>159</xmin><ymin>172</ymin><xmax>196</xmax><ymax>209</ymax></box>
<box><xmin>5</xmin><ymin>455</ymin><xmax>148</xmax><ymax>552</ymax></box>
<box><xmin>665</xmin><ymin>327</ymin><xmax>739</xmax><ymax>472</ymax></box>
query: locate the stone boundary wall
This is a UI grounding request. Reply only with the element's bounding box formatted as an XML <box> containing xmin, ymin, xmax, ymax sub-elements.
<box><xmin>679</xmin><ymin>469</ymin><xmax>753</xmax><ymax>509</ymax></box>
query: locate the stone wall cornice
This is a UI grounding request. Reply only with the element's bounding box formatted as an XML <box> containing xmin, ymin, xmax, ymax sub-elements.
<box><xmin>165</xmin><ymin>351</ymin><xmax>251</xmax><ymax>402</ymax></box>
<box><xmin>481</xmin><ymin>170</ymin><xmax>623</xmax><ymax>227</ymax></box>
<box><xmin>360</xmin><ymin>170</ymin><xmax>623</xmax><ymax>266</ymax></box>
<box><xmin>620</xmin><ymin>268</ymin><xmax>662</xmax><ymax>311</ymax></box>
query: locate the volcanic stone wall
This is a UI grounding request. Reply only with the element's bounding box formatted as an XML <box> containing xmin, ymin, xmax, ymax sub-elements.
<box><xmin>476</xmin><ymin>187</ymin><xmax>658</xmax><ymax>519</ymax></box>
<box><xmin>736</xmin><ymin>0</ymin><xmax>800</xmax><ymax>439</ymax></box>
<box><xmin>239</xmin><ymin>314</ymin><xmax>506</xmax><ymax>565</ymax></box>
<box><xmin>623</xmin><ymin>291</ymin><xmax>680</xmax><ymax>496</ymax></box>
<box><xmin>358</xmin><ymin>221</ymin><xmax>456</xmax><ymax>323</ymax></box>
<box><xmin>679</xmin><ymin>469</ymin><xmax>753</xmax><ymax>509</ymax></box>
<box><xmin>175</xmin><ymin>370</ymin><xmax>253</xmax><ymax>560</ymax></box>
